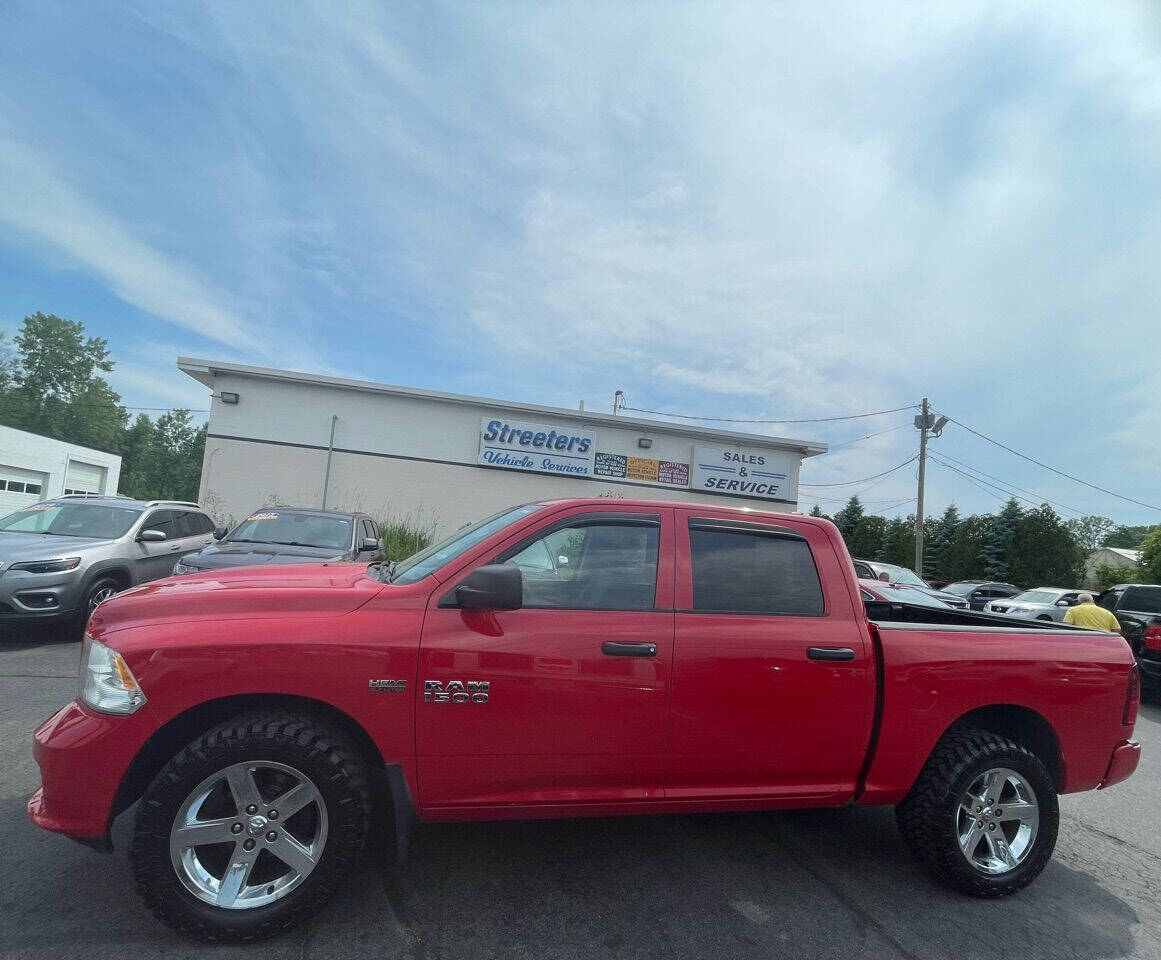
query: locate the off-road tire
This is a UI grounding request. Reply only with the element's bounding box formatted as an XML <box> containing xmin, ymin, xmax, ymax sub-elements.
<box><xmin>895</xmin><ymin>728</ymin><xmax>1058</xmax><ymax>897</ymax></box>
<box><xmin>130</xmin><ymin>712</ymin><xmax>371</xmax><ymax>941</ymax></box>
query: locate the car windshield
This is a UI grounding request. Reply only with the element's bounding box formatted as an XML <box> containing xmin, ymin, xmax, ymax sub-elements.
<box><xmin>861</xmin><ymin>581</ymin><xmax>951</xmax><ymax>609</ymax></box>
<box><xmin>1011</xmin><ymin>590</ymin><xmax>1060</xmax><ymax>604</ymax></box>
<box><xmin>874</xmin><ymin>563</ymin><xmax>928</xmax><ymax>588</ymax></box>
<box><xmin>228</xmin><ymin>511</ymin><xmax>352</xmax><ymax>550</ymax></box>
<box><xmin>941</xmin><ymin>582</ymin><xmax>982</xmax><ymax>597</ymax></box>
<box><xmin>0</xmin><ymin>501</ymin><xmax>141</xmax><ymax>539</ymax></box>
<box><xmin>389</xmin><ymin>504</ymin><xmax>545</xmax><ymax>585</ymax></box>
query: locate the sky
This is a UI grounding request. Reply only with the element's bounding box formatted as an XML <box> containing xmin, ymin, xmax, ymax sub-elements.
<box><xmin>0</xmin><ymin>1</ymin><xmax>1159</xmax><ymax>525</ymax></box>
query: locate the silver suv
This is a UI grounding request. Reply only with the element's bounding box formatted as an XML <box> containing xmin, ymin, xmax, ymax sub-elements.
<box><xmin>0</xmin><ymin>495</ymin><xmax>219</xmax><ymax>633</ymax></box>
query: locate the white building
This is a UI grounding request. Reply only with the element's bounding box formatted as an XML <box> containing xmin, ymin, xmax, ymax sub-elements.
<box><xmin>179</xmin><ymin>357</ymin><xmax>828</xmax><ymax>536</ymax></box>
<box><xmin>1085</xmin><ymin>546</ymin><xmax>1142</xmax><ymax>586</ymax></box>
<box><xmin>0</xmin><ymin>425</ymin><xmax>122</xmax><ymax>514</ymax></box>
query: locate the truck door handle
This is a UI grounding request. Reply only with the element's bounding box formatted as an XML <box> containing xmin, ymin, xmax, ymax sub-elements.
<box><xmin>601</xmin><ymin>641</ymin><xmax>657</xmax><ymax>657</ymax></box>
<box><xmin>169</xmin><ymin>545</ymin><xmax>181</xmax><ymax>552</ymax></box>
<box><xmin>807</xmin><ymin>646</ymin><xmax>855</xmax><ymax>662</ymax></box>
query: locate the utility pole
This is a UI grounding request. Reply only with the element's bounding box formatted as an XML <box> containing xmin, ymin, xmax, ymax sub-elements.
<box><xmin>613</xmin><ymin>390</ymin><xmax>624</xmax><ymax>415</ymax></box>
<box><xmin>914</xmin><ymin>397</ymin><xmax>929</xmax><ymax>574</ymax></box>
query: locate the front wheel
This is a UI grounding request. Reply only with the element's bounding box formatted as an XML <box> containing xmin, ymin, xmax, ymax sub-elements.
<box><xmin>895</xmin><ymin>729</ymin><xmax>1058</xmax><ymax>896</ymax></box>
<box><xmin>130</xmin><ymin>712</ymin><xmax>370</xmax><ymax>941</ymax></box>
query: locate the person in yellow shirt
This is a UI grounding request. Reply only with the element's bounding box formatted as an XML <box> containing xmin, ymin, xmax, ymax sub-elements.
<box><xmin>1063</xmin><ymin>593</ymin><xmax>1122</xmax><ymax>631</ymax></box>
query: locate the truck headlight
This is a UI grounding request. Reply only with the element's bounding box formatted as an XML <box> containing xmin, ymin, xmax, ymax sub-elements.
<box><xmin>10</xmin><ymin>557</ymin><xmax>82</xmax><ymax>574</ymax></box>
<box><xmin>172</xmin><ymin>560</ymin><xmax>198</xmax><ymax>575</ymax></box>
<box><xmin>78</xmin><ymin>636</ymin><xmax>147</xmax><ymax>715</ymax></box>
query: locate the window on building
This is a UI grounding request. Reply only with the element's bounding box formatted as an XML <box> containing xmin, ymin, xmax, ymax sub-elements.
<box><xmin>689</xmin><ymin>522</ymin><xmax>824</xmax><ymax>616</ymax></box>
<box><xmin>502</xmin><ymin>519</ymin><xmax>659</xmax><ymax>610</ymax></box>
<box><xmin>6</xmin><ymin>481</ymin><xmax>26</xmax><ymax>493</ymax></box>
<box><xmin>24</xmin><ymin>483</ymin><xmax>42</xmax><ymax>495</ymax></box>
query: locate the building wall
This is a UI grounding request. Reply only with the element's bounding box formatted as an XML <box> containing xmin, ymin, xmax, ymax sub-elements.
<box><xmin>0</xmin><ymin>425</ymin><xmax>122</xmax><ymax>513</ymax></box>
<box><xmin>195</xmin><ymin>370</ymin><xmax>821</xmax><ymax>536</ymax></box>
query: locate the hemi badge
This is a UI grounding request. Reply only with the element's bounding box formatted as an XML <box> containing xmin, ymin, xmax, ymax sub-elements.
<box><xmin>368</xmin><ymin>679</ymin><xmax>407</xmax><ymax>693</ymax></box>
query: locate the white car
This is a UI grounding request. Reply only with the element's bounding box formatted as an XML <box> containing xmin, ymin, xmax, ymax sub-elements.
<box><xmin>985</xmin><ymin>587</ymin><xmax>1085</xmax><ymax>622</ymax></box>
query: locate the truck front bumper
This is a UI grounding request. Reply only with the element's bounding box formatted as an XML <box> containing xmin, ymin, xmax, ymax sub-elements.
<box><xmin>1097</xmin><ymin>739</ymin><xmax>1141</xmax><ymax>790</ymax></box>
<box><xmin>27</xmin><ymin>699</ymin><xmax>156</xmax><ymax>846</ymax></box>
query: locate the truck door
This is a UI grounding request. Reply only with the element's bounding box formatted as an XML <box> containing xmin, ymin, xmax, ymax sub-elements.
<box><xmin>416</xmin><ymin>506</ymin><xmax>675</xmax><ymax>809</ymax></box>
<box><xmin>667</xmin><ymin>511</ymin><xmax>874</xmax><ymax>803</ymax></box>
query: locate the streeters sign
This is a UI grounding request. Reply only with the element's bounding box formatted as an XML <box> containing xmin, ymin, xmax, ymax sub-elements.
<box><xmin>691</xmin><ymin>445</ymin><xmax>798</xmax><ymax>502</ymax></box>
<box><xmin>478</xmin><ymin>417</ymin><xmax>596</xmax><ymax>477</ymax></box>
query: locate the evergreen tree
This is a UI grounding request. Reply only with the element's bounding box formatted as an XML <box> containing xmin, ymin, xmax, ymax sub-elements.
<box><xmin>808</xmin><ymin>505</ymin><xmax>826</xmax><ymax>519</ymax></box>
<box><xmin>983</xmin><ymin>498</ymin><xmax>1022</xmax><ymax>581</ymax></box>
<box><xmin>849</xmin><ymin>515</ymin><xmax>886</xmax><ymax>560</ymax></box>
<box><xmin>943</xmin><ymin>515</ymin><xmax>991</xmax><ymax>582</ymax></box>
<box><xmin>832</xmin><ymin>497</ymin><xmax>865</xmax><ymax>542</ymax></box>
<box><xmin>925</xmin><ymin>504</ymin><xmax>961</xmax><ymax>581</ymax></box>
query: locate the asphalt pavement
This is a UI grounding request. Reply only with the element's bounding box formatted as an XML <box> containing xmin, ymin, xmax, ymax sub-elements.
<box><xmin>2</xmin><ymin>631</ymin><xmax>1158</xmax><ymax>960</ymax></box>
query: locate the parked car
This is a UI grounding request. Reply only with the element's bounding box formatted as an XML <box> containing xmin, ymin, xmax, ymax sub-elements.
<box><xmin>941</xmin><ymin>580</ymin><xmax>1023</xmax><ymax>610</ymax></box>
<box><xmin>172</xmin><ymin>506</ymin><xmax>384</xmax><ymax>574</ymax></box>
<box><xmin>28</xmin><ymin>498</ymin><xmax>1139</xmax><ymax>940</ymax></box>
<box><xmin>984</xmin><ymin>587</ymin><xmax>1086</xmax><ymax>622</ymax></box>
<box><xmin>858</xmin><ymin>578</ymin><xmax>956</xmax><ymax>610</ymax></box>
<box><xmin>852</xmin><ymin>558</ymin><xmax>969</xmax><ymax>609</ymax></box>
<box><xmin>0</xmin><ymin>496</ymin><xmax>217</xmax><ymax>632</ymax></box>
<box><xmin>1097</xmin><ymin>583</ymin><xmax>1161</xmax><ymax>673</ymax></box>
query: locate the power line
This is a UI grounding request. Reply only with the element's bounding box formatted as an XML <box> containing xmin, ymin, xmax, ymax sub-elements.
<box><xmin>930</xmin><ymin>448</ymin><xmax>1085</xmax><ymax>516</ymax></box>
<box><xmin>823</xmin><ymin>420</ymin><xmax>913</xmax><ymax>452</ymax></box>
<box><xmin>800</xmin><ymin>455</ymin><xmax>918</xmax><ymax>488</ymax></box>
<box><xmin>929</xmin><ymin>455</ymin><xmax>1051</xmax><ymax>512</ymax></box>
<box><xmin>620</xmin><ymin>403</ymin><xmax>917</xmax><ymax>425</ymax></box>
<box><xmin>937</xmin><ymin>412</ymin><xmax>1161</xmax><ymax>514</ymax></box>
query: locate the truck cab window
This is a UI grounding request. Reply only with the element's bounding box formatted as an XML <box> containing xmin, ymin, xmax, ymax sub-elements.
<box><xmin>689</xmin><ymin>527</ymin><xmax>823</xmax><ymax>615</ymax></box>
<box><xmin>502</xmin><ymin>521</ymin><xmax>659</xmax><ymax>610</ymax></box>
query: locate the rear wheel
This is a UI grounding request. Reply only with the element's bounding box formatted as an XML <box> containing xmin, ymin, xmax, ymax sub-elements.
<box><xmin>895</xmin><ymin>729</ymin><xmax>1058</xmax><ymax>896</ymax></box>
<box><xmin>130</xmin><ymin>712</ymin><xmax>370</xmax><ymax>941</ymax></box>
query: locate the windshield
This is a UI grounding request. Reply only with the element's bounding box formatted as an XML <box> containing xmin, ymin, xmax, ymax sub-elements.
<box><xmin>873</xmin><ymin>563</ymin><xmax>928</xmax><ymax>588</ymax></box>
<box><xmin>941</xmin><ymin>582</ymin><xmax>982</xmax><ymax>597</ymax></box>
<box><xmin>390</xmin><ymin>504</ymin><xmax>544</xmax><ymax>585</ymax></box>
<box><xmin>0</xmin><ymin>501</ymin><xmax>141</xmax><ymax>539</ymax></box>
<box><xmin>871</xmin><ymin>583</ymin><xmax>953</xmax><ymax>609</ymax></box>
<box><xmin>1011</xmin><ymin>589</ymin><xmax>1060</xmax><ymax>604</ymax></box>
<box><xmin>229</xmin><ymin>511</ymin><xmax>352</xmax><ymax>550</ymax></box>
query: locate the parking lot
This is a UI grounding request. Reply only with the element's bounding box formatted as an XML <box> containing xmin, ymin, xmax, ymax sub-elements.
<box><xmin>1</xmin><ymin>632</ymin><xmax>1157</xmax><ymax>960</ymax></box>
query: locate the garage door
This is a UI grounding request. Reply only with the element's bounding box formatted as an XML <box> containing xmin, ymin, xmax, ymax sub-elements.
<box><xmin>64</xmin><ymin>460</ymin><xmax>107</xmax><ymax>495</ymax></box>
<box><xmin>0</xmin><ymin>465</ymin><xmax>48</xmax><ymax>514</ymax></box>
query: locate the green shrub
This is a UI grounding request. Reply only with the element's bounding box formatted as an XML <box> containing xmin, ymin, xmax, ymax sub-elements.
<box><xmin>378</xmin><ymin>517</ymin><xmax>436</xmax><ymax>561</ymax></box>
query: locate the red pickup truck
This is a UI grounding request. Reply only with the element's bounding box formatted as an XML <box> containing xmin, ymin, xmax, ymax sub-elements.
<box><xmin>29</xmin><ymin>498</ymin><xmax>1141</xmax><ymax>941</ymax></box>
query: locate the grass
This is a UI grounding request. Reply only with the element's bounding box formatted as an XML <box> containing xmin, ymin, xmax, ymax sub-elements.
<box><xmin>378</xmin><ymin>517</ymin><xmax>437</xmax><ymax>561</ymax></box>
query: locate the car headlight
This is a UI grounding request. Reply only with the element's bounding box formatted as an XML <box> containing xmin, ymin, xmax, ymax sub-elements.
<box><xmin>172</xmin><ymin>560</ymin><xmax>198</xmax><ymax>575</ymax></box>
<box><xmin>10</xmin><ymin>557</ymin><xmax>82</xmax><ymax>574</ymax></box>
<box><xmin>78</xmin><ymin>635</ymin><xmax>147</xmax><ymax>714</ymax></box>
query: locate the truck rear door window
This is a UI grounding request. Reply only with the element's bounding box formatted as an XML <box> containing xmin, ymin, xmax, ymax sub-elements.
<box><xmin>688</xmin><ymin>524</ymin><xmax>824</xmax><ymax>616</ymax></box>
<box><xmin>1121</xmin><ymin>586</ymin><xmax>1161</xmax><ymax>614</ymax></box>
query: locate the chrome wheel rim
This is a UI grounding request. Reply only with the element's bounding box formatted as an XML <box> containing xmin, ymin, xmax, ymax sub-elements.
<box><xmin>955</xmin><ymin>767</ymin><xmax>1039</xmax><ymax>875</ymax></box>
<box><xmin>169</xmin><ymin>760</ymin><xmax>328</xmax><ymax>910</ymax></box>
<box><xmin>88</xmin><ymin>585</ymin><xmax>117</xmax><ymax>612</ymax></box>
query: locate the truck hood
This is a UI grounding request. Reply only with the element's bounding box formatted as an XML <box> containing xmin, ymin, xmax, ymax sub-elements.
<box><xmin>87</xmin><ymin>563</ymin><xmax>384</xmax><ymax>636</ymax></box>
<box><xmin>183</xmin><ymin>541</ymin><xmax>345</xmax><ymax>568</ymax></box>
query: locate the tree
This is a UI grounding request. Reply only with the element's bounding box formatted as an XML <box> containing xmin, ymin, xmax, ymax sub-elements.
<box><xmin>1091</xmin><ymin>562</ymin><xmax>1137</xmax><ymax>591</ymax></box>
<box><xmin>943</xmin><ymin>515</ymin><xmax>991</xmax><ymax>582</ymax></box>
<box><xmin>848</xmin><ymin>515</ymin><xmax>887</xmax><ymax>560</ymax></box>
<box><xmin>925</xmin><ymin>505</ymin><xmax>961</xmax><ymax>581</ymax></box>
<box><xmin>1139</xmin><ymin>528</ymin><xmax>1161</xmax><ymax>584</ymax></box>
<box><xmin>1065</xmin><ymin>516</ymin><xmax>1115</xmax><ymax>554</ymax></box>
<box><xmin>832</xmin><ymin>497</ymin><xmax>865</xmax><ymax>542</ymax></box>
<box><xmin>1103</xmin><ymin>524</ymin><xmax>1160</xmax><ymax>549</ymax></box>
<box><xmin>1007</xmin><ymin>505</ymin><xmax>1084</xmax><ymax>588</ymax></box>
<box><xmin>982</xmin><ymin>499</ymin><xmax>1022</xmax><ymax>581</ymax></box>
<box><xmin>1</xmin><ymin>312</ymin><xmax>126</xmax><ymax>450</ymax></box>
<box><xmin>808</xmin><ymin>505</ymin><xmax>827</xmax><ymax>519</ymax></box>
<box><xmin>118</xmin><ymin>415</ymin><xmax>158</xmax><ymax>499</ymax></box>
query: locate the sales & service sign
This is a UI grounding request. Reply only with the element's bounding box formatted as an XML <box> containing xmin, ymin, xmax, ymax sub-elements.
<box><xmin>691</xmin><ymin>445</ymin><xmax>797</xmax><ymax>501</ymax></box>
<box><xmin>478</xmin><ymin>417</ymin><xmax>596</xmax><ymax>477</ymax></box>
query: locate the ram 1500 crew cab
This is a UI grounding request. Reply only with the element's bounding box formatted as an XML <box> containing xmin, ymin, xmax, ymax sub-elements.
<box><xmin>28</xmin><ymin>499</ymin><xmax>1140</xmax><ymax>941</ymax></box>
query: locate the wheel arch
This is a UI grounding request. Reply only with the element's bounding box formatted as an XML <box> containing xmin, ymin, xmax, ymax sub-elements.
<box><xmin>82</xmin><ymin>561</ymin><xmax>134</xmax><ymax>592</ymax></box>
<box><xmin>112</xmin><ymin>693</ymin><xmax>389</xmax><ymax>822</ymax></box>
<box><xmin>940</xmin><ymin>704</ymin><xmax>1063</xmax><ymax>791</ymax></box>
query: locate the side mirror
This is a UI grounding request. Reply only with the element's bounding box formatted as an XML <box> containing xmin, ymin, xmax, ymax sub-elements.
<box><xmin>1055</xmin><ymin>598</ymin><xmax>1071</xmax><ymax>607</ymax></box>
<box><xmin>454</xmin><ymin>564</ymin><xmax>523</xmax><ymax>610</ymax></box>
<box><xmin>360</xmin><ymin>537</ymin><xmax>381</xmax><ymax>552</ymax></box>
<box><xmin>138</xmin><ymin>529</ymin><xmax>167</xmax><ymax>542</ymax></box>
<box><xmin>214</xmin><ymin>526</ymin><xmax>229</xmax><ymax>540</ymax></box>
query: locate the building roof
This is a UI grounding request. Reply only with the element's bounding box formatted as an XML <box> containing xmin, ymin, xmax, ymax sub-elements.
<box><xmin>178</xmin><ymin>356</ymin><xmax>829</xmax><ymax>457</ymax></box>
<box><xmin>1104</xmin><ymin>547</ymin><xmax>1142</xmax><ymax>562</ymax></box>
